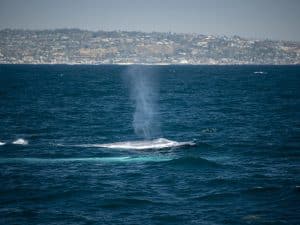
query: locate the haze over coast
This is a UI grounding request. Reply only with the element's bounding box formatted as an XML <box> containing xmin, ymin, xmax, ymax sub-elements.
<box><xmin>1</xmin><ymin>29</ymin><xmax>299</xmax><ymax>65</ymax></box>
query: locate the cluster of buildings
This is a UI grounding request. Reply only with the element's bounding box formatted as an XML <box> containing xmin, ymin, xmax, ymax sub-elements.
<box><xmin>0</xmin><ymin>29</ymin><xmax>299</xmax><ymax>65</ymax></box>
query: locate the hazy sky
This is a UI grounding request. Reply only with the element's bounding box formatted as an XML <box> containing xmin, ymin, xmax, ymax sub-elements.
<box><xmin>1</xmin><ymin>0</ymin><xmax>300</xmax><ymax>41</ymax></box>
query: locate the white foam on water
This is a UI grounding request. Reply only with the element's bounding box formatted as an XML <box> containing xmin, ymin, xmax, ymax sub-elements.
<box><xmin>77</xmin><ymin>138</ymin><xmax>195</xmax><ymax>150</ymax></box>
<box><xmin>0</xmin><ymin>141</ymin><xmax>6</xmax><ymax>146</ymax></box>
<box><xmin>12</xmin><ymin>138</ymin><xmax>28</xmax><ymax>145</ymax></box>
<box><xmin>254</xmin><ymin>71</ymin><xmax>267</xmax><ymax>74</ymax></box>
<box><xmin>253</xmin><ymin>186</ymin><xmax>264</xmax><ymax>189</ymax></box>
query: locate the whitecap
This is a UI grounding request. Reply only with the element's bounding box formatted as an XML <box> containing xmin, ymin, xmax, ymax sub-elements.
<box><xmin>12</xmin><ymin>138</ymin><xmax>28</xmax><ymax>145</ymax></box>
<box><xmin>77</xmin><ymin>138</ymin><xmax>195</xmax><ymax>150</ymax></box>
<box><xmin>254</xmin><ymin>71</ymin><xmax>267</xmax><ymax>74</ymax></box>
<box><xmin>0</xmin><ymin>141</ymin><xmax>6</xmax><ymax>146</ymax></box>
<box><xmin>201</xmin><ymin>128</ymin><xmax>217</xmax><ymax>133</ymax></box>
<box><xmin>253</xmin><ymin>186</ymin><xmax>264</xmax><ymax>189</ymax></box>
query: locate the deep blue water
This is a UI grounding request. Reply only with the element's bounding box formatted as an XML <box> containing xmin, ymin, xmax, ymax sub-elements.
<box><xmin>0</xmin><ymin>65</ymin><xmax>299</xmax><ymax>225</ymax></box>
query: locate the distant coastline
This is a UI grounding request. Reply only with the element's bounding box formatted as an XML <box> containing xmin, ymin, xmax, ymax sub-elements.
<box><xmin>1</xmin><ymin>63</ymin><xmax>299</xmax><ymax>66</ymax></box>
<box><xmin>1</xmin><ymin>29</ymin><xmax>299</xmax><ymax>65</ymax></box>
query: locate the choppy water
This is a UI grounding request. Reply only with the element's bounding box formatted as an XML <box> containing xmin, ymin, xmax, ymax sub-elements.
<box><xmin>0</xmin><ymin>65</ymin><xmax>299</xmax><ymax>225</ymax></box>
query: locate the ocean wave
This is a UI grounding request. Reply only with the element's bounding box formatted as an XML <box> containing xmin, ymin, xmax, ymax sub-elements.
<box><xmin>0</xmin><ymin>141</ymin><xmax>6</xmax><ymax>146</ymax></box>
<box><xmin>100</xmin><ymin>197</ymin><xmax>155</xmax><ymax>209</ymax></box>
<box><xmin>74</xmin><ymin>138</ymin><xmax>196</xmax><ymax>150</ymax></box>
<box><xmin>243</xmin><ymin>186</ymin><xmax>280</xmax><ymax>194</ymax></box>
<box><xmin>164</xmin><ymin>156</ymin><xmax>221</xmax><ymax>168</ymax></box>
<box><xmin>0</xmin><ymin>156</ymin><xmax>172</xmax><ymax>164</ymax></box>
<box><xmin>192</xmin><ymin>192</ymin><xmax>237</xmax><ymax>201</ymax></box>
<box><xmin>12</xmin><ymin>138</ymin><xmax>28</xmax><ymax>145</ymax></box>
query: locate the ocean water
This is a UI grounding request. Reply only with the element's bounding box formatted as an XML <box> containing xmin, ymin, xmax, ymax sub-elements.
<box><xmin>0</xmin><ymin>65</ymin><xmax>299</xmax><ymax>225</ymax></box>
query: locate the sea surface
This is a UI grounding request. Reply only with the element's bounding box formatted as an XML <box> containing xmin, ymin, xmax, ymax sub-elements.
<box><xmin>0</xmin><ymin>65</ymin><xmax>299</xmax><ymax>225</ymax></box>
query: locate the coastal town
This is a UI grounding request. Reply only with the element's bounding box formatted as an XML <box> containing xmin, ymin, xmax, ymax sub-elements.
<box><xmin>0</xmin><ymin>29</ymin><xmax>299</xmax><ymax>65</ymax></box>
